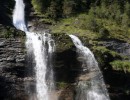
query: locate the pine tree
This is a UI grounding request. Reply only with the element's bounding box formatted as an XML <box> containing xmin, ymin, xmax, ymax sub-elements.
<box><xmin>124</xmin><ymin>1</ymin><xmax>130</xmax><ymax>18</ymax></box>
<box><xmin>31</xmin><ymin>0</ymin><xmax>51</xmax><ymax>13</ymax></box>
<box><xmin>47</xmin><ymin>1</ymin><xmax>57</xmax><ymax>19</ymax></box>
<box><xmin>31</xmin><ymin>0</ymin><xmax>43</xmax><ymax>13</ymax></box>
<box><xmin>62</xmin><ymin>0</ymin><xmax>76</xmax><ymax>17</ymax></box>
<box><xmin>122</xmin><ymin>13</ymin><xmax>129</xmax><ymax>28</ymax></box>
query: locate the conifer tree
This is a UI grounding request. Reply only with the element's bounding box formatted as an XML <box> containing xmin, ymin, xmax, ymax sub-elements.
<box><xmin>47</xmin><ymin>0</ymin><xmax>57</xmax><ymax>19</ymax></box>
<box><xmin>62</xmin><ymin>0</ymin><xmax>76</xmax><ymax>17</ymax></box>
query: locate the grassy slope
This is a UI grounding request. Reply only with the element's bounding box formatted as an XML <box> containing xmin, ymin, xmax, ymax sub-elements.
<box><xmin>50</xmin><ymin>13</ymin><xmax>130</xmax><ymax>72</ymax></box>
<box><xmin>50</xmin><ymin>13</ymin><xmax>130</xmax><ymax>43</ymax></box>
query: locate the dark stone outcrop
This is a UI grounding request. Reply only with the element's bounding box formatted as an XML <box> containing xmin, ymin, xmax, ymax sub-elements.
<box><xmin>0</xmin><ymin>0</ymin><xmax>14</xmax><ymax>26</ymax></box>
<box><xmin>101</xmin><ymin>39</ymin><xmax>130</xmax><ymax>59</ymax></box>
<box><xmin>0</xmin><ymin>38</ymin><xmax>34</xmax><ymax>100</ymax></box>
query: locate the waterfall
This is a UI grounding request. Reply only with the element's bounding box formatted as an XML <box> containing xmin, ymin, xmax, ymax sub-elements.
<box><xmin>13</xmin><ymin>0</ymin><xmax>27</xmax><ymax>31</ymax></box>
<box><xmin>13</xmin><ymin>0</ymin><xmax>55</xmax><ymax>100</ymax></box>
<box><xmin>69</xmin><ymin>35</ymin><xmax>110</xmax><ymax>100</ymax></box>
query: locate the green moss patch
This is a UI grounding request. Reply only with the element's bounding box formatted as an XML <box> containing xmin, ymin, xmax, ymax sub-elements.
<box><xmin>110</xmin><ymin>60</ymin><xmax>130</xmax><ymax>73</ymax></box>
<box><xmin>0</xmin><ymin>25</ymin><xmax>25</xmax><ymax>38</ymax></box>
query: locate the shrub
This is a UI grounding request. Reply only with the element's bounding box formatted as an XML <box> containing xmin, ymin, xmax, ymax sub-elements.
<box><xmin>99</xmin><ymin>27</ymin><xmax>110</xmax><ymax>39</ymax></box>
<box><xmin>57</xmin><ymin>82</ymin><xmax>68</xmax><ymax>89</ymax></box>
<box><xmin>62</xmin><ymin>0</ymin><xmax>76</xmax><ymax>17</ymax></box>
<box><xmin>78</xmin><ymin>15</ymin><xmax>100</xmax><ymax>32</ymax></box>
<box><xmin>110</xmin><ymin>60</ymin><xmax>130</xmax><ymax>73</ymax></box>
<box><xmin>31</xmin><ymin>0</ymin><xmax>43</xmax><ymax>13</ymax></box>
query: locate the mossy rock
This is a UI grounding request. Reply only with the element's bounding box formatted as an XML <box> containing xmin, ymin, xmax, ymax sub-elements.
<box><xmin>0</xmin><ymin>24</ymin><xmax>25</xmax><ymax>38</ymax></box>
<box><xmin>51</xmin><ymin>32</ymin><xmax>73</xmax><ymax>52</ymax></box>
<box><xmin>110</xmin><ymin>60</ymin><xmax>130</xmax><ymax>73</ymax></box>
<box><xmin>92</xmin><ymin>46</ymin><xmax>123</xmax><ymax>69</ymax></box>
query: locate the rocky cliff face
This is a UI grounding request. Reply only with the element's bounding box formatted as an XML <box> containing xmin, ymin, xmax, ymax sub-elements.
<box><xmin>0</xmin><ymin>34</ymin><xmax>78</xmax><ymax>100</ymax></box>
<box><xmin>101</xmin><ymin>39</ymin><xmax>130</xmax><ymax>59</ymax></box>
<box><xmin>0</xmin><ymin>33</ymin><xmax>130</xmax><ymax>100</ymax></box>
<box><xmin>0</xmin><ymin>37</ymin><xmax>33</xmax><ymax>100</ymax></box>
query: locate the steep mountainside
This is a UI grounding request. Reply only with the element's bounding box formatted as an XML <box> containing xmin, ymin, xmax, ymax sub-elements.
<box><xmin>0</xmin><ymin>0</ymin><xmax>130</xmax><ymax>100</ymax></box>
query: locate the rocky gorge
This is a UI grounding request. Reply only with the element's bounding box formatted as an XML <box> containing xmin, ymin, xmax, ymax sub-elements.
<box><xmin>0</xmin><ymin>0</ymin><xmax>130</xmax><ymax>100</ymax></box>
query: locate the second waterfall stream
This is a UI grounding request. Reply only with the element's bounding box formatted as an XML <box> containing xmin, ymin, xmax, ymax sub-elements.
<box><xmin>69</xmin><ymin>35</ymin><xmax>110</xmax><ymax>100</ymax></box>
<box><xmin>13</xmin><ymin>0</ymin><xmax>55</xmax><ymax>100</ymax></box>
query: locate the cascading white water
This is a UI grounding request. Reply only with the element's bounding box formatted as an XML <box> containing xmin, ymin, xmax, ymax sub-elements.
<box><xmin>69</xmin><ymin>35</ymin><xmax>110</xmax><ymax>100</ymax></box>
<box><xmin>13</xmin><ymin>0</ymin><xmax>55</xmax><ymax>100</ymax></box>
<box><xmin>13</xmin><ymin>0</ymin><xmax>27</xmax><ymax>31</ymax></box>
<box><xmin>26</xmin><ymin>32</ymin><xmax>55</xmax><ymax>100</ymax></box>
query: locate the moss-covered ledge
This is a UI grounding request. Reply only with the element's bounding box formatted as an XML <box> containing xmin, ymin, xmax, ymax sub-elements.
<box><xmin>51</xmin><ymin>32</ymin><xmax>74</xmax><ymax>52</ymax></box>
<box><xmin>0</xmin><ymin>24</ymin><xmax>25</xmax><ymax>38</ymax></box>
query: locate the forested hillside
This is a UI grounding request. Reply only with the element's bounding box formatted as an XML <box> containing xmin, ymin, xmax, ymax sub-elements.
<box><xmin>32</xmin><ymin>0</ymin><xmax>130</xmax><ymax>21</ymax></box>
<box><xmin>31</xmin><ymin>0</ymin><xmax>130</xmax><ymax>42</ymax></box>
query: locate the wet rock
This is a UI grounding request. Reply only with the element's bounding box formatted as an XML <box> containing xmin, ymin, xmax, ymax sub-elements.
<box><xmin>78</xmin><ymin>72</ymin><xmax>98</xmax><ymax>81</ymax></box>
<box><xmin>7</xmin><ymin>55</ymin><xmax>16</xmax><ymax>62</ymax></box>
<box><xmin>16</xmin><ymin>55</ymin><xmax>25</xmax><ymax>63</ymax></box>
<box><xmin>0</xmin><ymin>38</ymin><xmax>32</xmax><ymax>100</ymax></box>
<box><xmin>58</xmin><ymin>85</ymin><xmax>75</xmax><ymax>100</ymax></box>
<box><xmin>101</xmin><ymin>40</ymin><xmax>130</xmax><ymax>59</ymax></box>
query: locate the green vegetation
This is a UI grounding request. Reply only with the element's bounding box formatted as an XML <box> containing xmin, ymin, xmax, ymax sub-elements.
<box><xmin>52</xmin><ymin>33</ymin><xmax>73</xmax><ymax>52</ymax></box>
<box><xmin>32</xmin><ymin>0</ymin><xmax>43</xmax><ymax>13</ymax></box>
<box><xmin>56</xmin><ymin>82</ymin><xmax>69</xmax><ymax>89</ymax></box>
<box><xmin>31</xmin><ymin>0</ymin><xmax>89</xmax><ymax>19</ymax></box>
<box><xmin>31</xmin><ymin>0</ymin><xmax>51</xmax><ymax>14</ymax></box>
<box><xmin>92</xmin><ymin>46</ymin><xmax>124</xmax><ymax>67</ymax></box>
<box><xmin>0</xmin><ymin>25</ymin><xmax>25</xmax><ymax>38</ymax></box>
<box><xmin>0</xmin><ymin>0</ymin><xmax>25</xmax><ymax>38</ymax></box>
<box><xmin>30</xmin><ymin>0</ymin><xmax>130</xmax><ymax>43</ymax></box>
<box><xmin>93</xmin><ymin>46</ymin><xmax>122</xmax><ymax>58</ymax></box>
<box><xmin>45</xmin><ymin>0</ymin><xmax>130</xmax><ymax>70</ymax></box>
<box><xmin>50</xmin><ymin>13</ymin><xmax>130</xmax><ymax>43</ymax></box>
<box><xmin>110</xmin><ymin>60</ymin><xmax>130</xmax><ymax>73</ymax></box>
<box><xmin>50</xmin><ymin>14</ymin><xmax>101</xmax><ymax>39</ymax></box>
